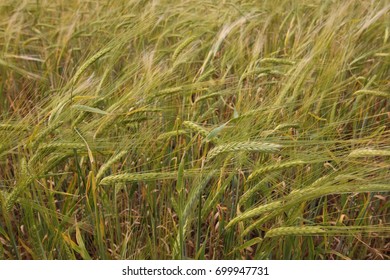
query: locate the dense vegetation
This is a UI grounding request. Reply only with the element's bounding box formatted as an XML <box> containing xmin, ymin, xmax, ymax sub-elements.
<box><xmin>0</xmin><ymin>0</ymin><xmax>389</xmax><ymax>259</ymax></box>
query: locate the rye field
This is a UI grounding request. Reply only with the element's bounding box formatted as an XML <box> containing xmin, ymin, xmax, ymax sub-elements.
<box><xmin>0</xmin><ymin>0</ymin><xmax>389</xmax><ymax>260</ymax></box>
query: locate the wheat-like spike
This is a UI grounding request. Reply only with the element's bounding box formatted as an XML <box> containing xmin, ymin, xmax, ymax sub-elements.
<box><xmin>197</xmin><ymin>16</ymin><xmax>249</xmax><ymax>77</ymax></box>
<box><xmin>182</xmin><ymin>121</ymin><xmax>209</xmax><ymax>138</ymax></box>
<box><xmin>39</xmin><ymin>142</ymin><xmax>86</xmax><ymax>150</ymax></box>
<box><xmin>31</xmin><ymin>225</ymin><xmax>46</xmax><ymax>259</ymax></box>
<box><xmin>173</xmin><ymin>170</ymin><xmax>215</xmax><ymax>258</ymax></box>
<box><xmin>310</xmin><ymin>174</ymin><xmax>333</xmax><ymax>187</ymax></box>
<box><xmin>287</xmin><ymin>183</ymin><xmax>390</xmax><ymax>207</ymax></box>
<box><xmin>28</xmin><ymin>147</ymin><xmax>55</xmax><ymax>166</ymax></box>
<box><xmin>242</xmin><ymin>213</ymin><xmax>281</xmax><ymax>236</ymax></box>
<box><xmin>62</xmin><ymin>241</ymin><xmax>75</xmax><ymax>260</ymax></box>
<box><xmin>201</xmin><ymin>170</ymin><xmax>235</xmax><ymax>220</ymax></box>
<box><xmin>96</xmin><ymin>150</ymin><xmax>128</xmax><ymax>182</ymax></box>
<box><xmin>241</xmin><ymin>175</ymin><xmax>335</xmax><ymax>235</ymax></box>
<box><xmin>95</xmin><ymin>107</ymin><xmax>159</xmax><ymax>137</ymax></box>
<box><xmin>265</xmin><ymin>70</ymin><xmax>286</xmax><ymax>76</ymax></box>
<box><xmin>241</xmin><ymin>175</ymin><xmax>333</xmax><ymax>234</ymax></box>
<box><xmin>0</xmin><ymin>189</ymin><xmax>6</xmax><ymax>208</ymax></box>
<box><xmin>265</xmin><ymin>226</ymin><xmax>390</xmax><ymax>238</ymax></box>
<box><xmin>324</xmin><ymin>226</ymin><xmax>390</xmax><ymax>234</ymax></box>
<box><xmin>157</xmin><ymin>130</ymin><xmax>189</xmax><ymax>140</ymax></box>
<box><xmin>182</xmin><ymin>170</ymin><xmax>216</xmax><ymax>222</ymax></box>
<box><xmin>126</xmin><ymin>108</ymin><xmax>162</xmax><ymax>115</ymax></box>
<box><xmin>239</xmin><ymin>177</ymin><xmax>272</xmax><ymax>205</ymax></box>
<box><xmin>240</xmin><ymin>68</ymin><xmax>273</xmax><ymax>80</ymax></box>
<box><xmin>172</xmin><ymin>35</ymin><xmax>197</xmax><ymax>61</ymax></box>
<box><xmin>157</xmin><ymin>86</ymin><xmax>184</xmax><ymax>96</ymax></box>
<box><xmin>287</xmin><ymin>184</ymin><xmax>390</xmax><ymax>204</ymax></box>
<box><xmin>94</xmin><ymin>115</ymin><xmax>117</xmax><ymax>138</ymax></box>
<box><xmin>29</xmin><ymin>142</ymin><xmax>86</xmax><ymax>165</ymax></box>
<box><xmin>265</xmin><ymin>226</ymin><xmax>326</xmax><ymax>238</ymax></box>
<box><xmin>99</xmin><ymin>170</ymin><xmax>200</xmax><ymax>185</ymax></box>
<box><xmin>226</xmin><ymin>183</ymin><xmax>389</xmax><ymax>229</ymax></box>
<box><xmin>0</xmin><ymin>124</ymin><xmax>29</xmax><ymax>131</ymax></box>
<box><xmin>228</xmin><ymin>201</ymin><xmax>283</xmax><ymax>228</ymax></box>
<box><xmin>241</xmin><ymin>67</ymin><xmax>275</xmax><ymax>77</ymax></box>
<box><xmin>30</xmin><ymin>121</ymin><xmax>64</xmax><ymax>149</ymax></box>
<box><xmin>348</xmin><ymin>148</ymin><xmax>390</xmax><ymax>157</ymax></box>
<box><xmin>353</xmin><ymin>89</ymin><xmax>389</xmax><ymax>98</ymax></box>
<box><xmin>207</xmin><ymin>142</ymin><xmax>282</xmax><ymax>160</ymax></box>
<box><xmin>246</xmin><ymin>160</ymin><xmax>306</xmax><ymax>183</ymax></box>
<box><xmin>41</xmin><ymin>154</ymin><xmax>72</xmax><ymax>174</ymax></box>
<box><xmin>194</xmin><ymin>92</ymin><xmax>225</xmax><ymax>103</ymax></box>
<box><xmin>260</xmin><ymin>57</ymin><xmax>296</xmax><ymax>65</ymax></box>
<box><xmin>5</xmin><ymin>159</ymin><xmax>33</xmax><ymax>213</ymax></box>
<box><xmin>72</xmin><ymin>46</ymin><xmax>112</xmax><ymax>85</ymax></box>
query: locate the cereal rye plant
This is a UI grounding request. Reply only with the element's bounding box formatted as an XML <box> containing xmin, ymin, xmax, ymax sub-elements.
<box><xmin>0</xmin><ymin>0</ymin><xmax>389</xmax><ymax>259</ymax></box>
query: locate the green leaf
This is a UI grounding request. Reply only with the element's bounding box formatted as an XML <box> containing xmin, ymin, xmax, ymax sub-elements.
<box><xmin>72</xmin><ymin>104</ymin><xmax>108</xmax><ymax>115</ymax></box>
<box><xmin>75</xmin><ymin>224</ymin><xmax>92</xmax><ymax>260</ymax></box>
<box><xmin>235</xmin><ymin>237</ymin><xmax>263</xmax><ymax>252</ymax></box>
<box><xmin>205</xmin><ymin>122</ymin><xmax>227</xmax><ymax>142</ymax></box>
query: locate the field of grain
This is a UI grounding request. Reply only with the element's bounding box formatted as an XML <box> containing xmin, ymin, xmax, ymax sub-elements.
<box><xmin>0</xmin><ymin>0</ymin><xmax>389</xmax><ymax>259</ymax></box>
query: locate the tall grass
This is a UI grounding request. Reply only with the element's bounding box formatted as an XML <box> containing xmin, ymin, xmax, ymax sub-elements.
<box><xmin>0</xmin><ymin>0</ymin><xmax>389</xmax><ymax>260</ymax></box>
